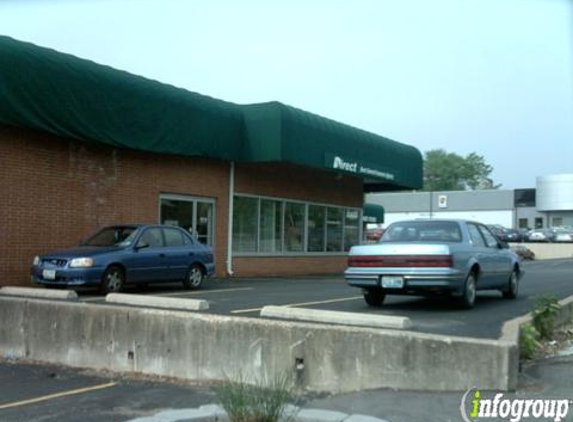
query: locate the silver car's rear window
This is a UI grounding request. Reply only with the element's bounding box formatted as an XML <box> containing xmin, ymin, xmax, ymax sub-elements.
<box><xmin>380</xmin><ymin>221</ymin><xmax>462</xmax><ymax>243</ymax></box>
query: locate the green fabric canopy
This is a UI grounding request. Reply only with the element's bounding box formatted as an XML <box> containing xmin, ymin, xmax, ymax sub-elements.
<box><xmin>0</xmin><ymin>36</ymin><xmax>422</xmax><ymax>191</ymax></box>
<box><xmin>362</xmin><ymin>203</ymin><xmax>385</xmax><ymax>224</ymax></box>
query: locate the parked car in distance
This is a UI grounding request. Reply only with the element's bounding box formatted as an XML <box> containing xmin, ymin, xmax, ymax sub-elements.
<box><xmin>31</xmin><ymin>225</ymin><xmax>215</xmax><ymax>293</ymax></box>
<box><xmin>486</xmin><ymin>225</ymin><xmax>523</xmax><ymax>243</ymax></box>
<box><xmin>552</xmin><ymin>229</ymin><xmax>573</xmax><ymax>243</ymax></box>
<box><xmin>345</xmin><ymin>219</ymin><xmax>523</xmax><ymax>309</ymax></box>
<box><xmin>502</xmin><ymin>228</ymin><xmax>524</xmax><ymax>243</ymax></box>
<box><xmin>365</xmin><ymin>228</ymin><xmax>384</xmax><ymax>242</ymax></box>
<box><xmin>527</xmin><ymin>229</ymin><xmax>553</xmax><ymax>242</ymax></box>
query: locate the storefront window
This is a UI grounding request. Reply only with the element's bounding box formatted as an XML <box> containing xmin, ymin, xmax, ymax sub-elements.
<box><xmin>285</xmin><ymin>202</ymin><xmax>305</xmax><ymax>252</ymax></box>
<box><xmin>307</xmin><ymin>205</ymin><xmax>326</xmax><ymax>252</ymax></box>
<box><xmin>232</xmin><ymin>195</ymin><xmax>360</xmax><ymax>254</ymax></box>
<box><xmin>233</xmin><ymin>196</ymin><xmax>258</xmax><ymax>252</ymax></box>
<box><xmin>260</xmin><ymin>199</ymin><xmax>282</xmax><ymax>253</ymax></box>
<box><xmin>344</xmin><ymin>209</ymin><xmax>360</xmax><ymax>251</ymax></box>
<box><xmin>326</xmin><ymin>207</ymin><xmax>343</xmax><ymax>252</ymax></box>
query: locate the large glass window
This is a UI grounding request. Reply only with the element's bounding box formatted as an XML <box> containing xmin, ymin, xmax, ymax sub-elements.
<box><xmin>344</xmin><ymin>209</ymin><xmax>360</xmax><ymax>251</ymax></box>
<box><xmin>284</xmin><ymin>202</ymin><xmax>305</xmax><ymax>252</ymax></box>
<box><xmin>260</xmin><ymin>199</ymin><xmax>282</xmax><ymax>253</ymax></box>
<box><xmin>232</xmin><ymin>195</ymin><xmax>361</xmax><ymax>254</ymax></box>
<box><xmin>307</xmin><ymin>205</ymin><xmax>326</xmax><ymax>252</ymax></box>
<box><xmin>326</xmin><ymin>207</ymin><xmax>343</xmax><ymax>252</ymax></box>
<box><xmin>232</xmin><ymin>196</ymin><xmax>258</xmax><ymax>252</ymax></box>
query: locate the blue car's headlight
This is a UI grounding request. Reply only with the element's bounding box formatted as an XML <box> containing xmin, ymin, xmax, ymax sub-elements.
<box><xmin>33</xmin><ymin>256</ymin><xmax>40</xmax><ymax>266</ymax></box>
<box><xmin>69</xmin><ymin>258</ymin><xmax>95</xmax><ymax>268</ymax></box>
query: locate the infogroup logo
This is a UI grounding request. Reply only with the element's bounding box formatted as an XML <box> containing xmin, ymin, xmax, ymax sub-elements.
<box><xmin>460</xmin><ymin>388</ymin><xmax>571</xmax><ymax>422</ymax></box>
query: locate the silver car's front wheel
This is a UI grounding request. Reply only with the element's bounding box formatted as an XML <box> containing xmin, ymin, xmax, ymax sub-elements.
<box><xmin>503</xmin><ymin>269</ymin><xmax>519</xmax><ymax>299</ymax></box>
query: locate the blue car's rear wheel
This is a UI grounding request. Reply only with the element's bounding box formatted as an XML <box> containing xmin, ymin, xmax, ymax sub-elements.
<box><xmin>100</xmin><ymin>265</ymin><xmax>125</xmax><ymax>294</ymax></box>
<box><xmin>183</xmin><ymin>264</ymin><xmax>204</xmax><ymax>290</ymax></box>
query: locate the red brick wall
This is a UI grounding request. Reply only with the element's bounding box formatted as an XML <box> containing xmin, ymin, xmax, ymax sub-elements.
<box><xmin>1</xmin><ymin>125</ymin><xmax>363</xmax><ymax>286</ymax></box>
<box><xmin>235</xmin><ymin>162</ymin><xmax>363</xmax><ymax>207</ymax></box>
<box><xmin>233</xmin><ymin>256</ymin><xmax>347</xmax><ymax>278</ymax></box>
<box><xmin>0</xmin><ymin>125</ymin><xmax>230</xmax><ymax>286</ymax></box>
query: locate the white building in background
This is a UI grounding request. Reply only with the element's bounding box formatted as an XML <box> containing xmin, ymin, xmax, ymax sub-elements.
<box><xmin>367</xmin><ymin>174</ymin><xmax>573</xmax><ymax>229</ymax></box>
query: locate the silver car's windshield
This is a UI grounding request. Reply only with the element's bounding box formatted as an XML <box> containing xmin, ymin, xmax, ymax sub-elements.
<box><xmin>83</xmin><ymin>227</ymin><xmax>138</xmax><ymax>247</ymax></box>
<box><xmin>380</xmin><ymin>221</ymin><xmax>462</xmax><ymax>243</ymax></box>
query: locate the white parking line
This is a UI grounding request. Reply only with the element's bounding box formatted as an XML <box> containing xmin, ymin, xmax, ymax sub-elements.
<box><xmin>81</xmin><ymin>287</ymin><xmax>253</xmax><ymax>302</ymax></box>
<box><xmin>0</xmin><ymin>381</ymin><xmax>117</xmax><ymax>410</ymax></box>
<box><xmin>230</xmin><ymin>296</ymin><xmax>363</xmax><ymax>314</ymax></box>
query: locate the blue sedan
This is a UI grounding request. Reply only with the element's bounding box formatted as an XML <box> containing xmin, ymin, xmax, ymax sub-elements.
<box><xmin>30</xmin><ymin>225</ymin><xmax>215</xmax><ymax>293</ymax></box>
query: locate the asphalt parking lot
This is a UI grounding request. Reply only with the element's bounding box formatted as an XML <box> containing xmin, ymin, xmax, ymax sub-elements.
<box><xmin>76</xmin><ymin>259</ymin><xmax>573</xmax><ymax>339</ymax></box>
<box><xmin>2</xmin><ymin>353</ymin><xmax>573</xmax><ymax>422</ymax></box>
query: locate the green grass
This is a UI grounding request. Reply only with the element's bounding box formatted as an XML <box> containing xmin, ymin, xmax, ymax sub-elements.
<box><xmin>216</xmin><ymin>372</ymin><xmax>294</xmax><ymax>422</ymax></box>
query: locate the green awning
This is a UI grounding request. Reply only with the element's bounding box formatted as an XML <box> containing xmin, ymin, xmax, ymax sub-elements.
<box><xmin>363</xmin><ymin>203</ymin><xmax>385</xmax><ymax>224</ymax></box>
<box><xmin>0</xmin><ymin>36</ymin><xmax>423</xmax><ymax>191</ymax></box>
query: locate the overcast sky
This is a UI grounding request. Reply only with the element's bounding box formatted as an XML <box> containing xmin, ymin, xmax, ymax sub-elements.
<box><xmin>1</xmin><ymin>0</ymin><xmax>572</xmax><ymax>189</ymax></box>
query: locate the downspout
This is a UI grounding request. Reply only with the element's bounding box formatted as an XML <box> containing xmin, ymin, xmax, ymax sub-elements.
<box><xmin>226</xmin><ymin>161</ymin><xmax>235</xmax><ymax>276</ymax></box>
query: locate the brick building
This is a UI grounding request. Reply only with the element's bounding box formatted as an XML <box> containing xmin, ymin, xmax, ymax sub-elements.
<box><xmin>0</xmin><ymin>36</ymin><xmax>422</xmax><ymax>287</ymax></box>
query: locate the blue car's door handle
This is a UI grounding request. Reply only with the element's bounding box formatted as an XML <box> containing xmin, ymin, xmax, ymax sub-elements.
<box><xmin>189</xmin><ymin>252</ymin><xmax>194</xmax><ymax>256</ymax></box>
<box><xmin>159</xmin><ymin>253</ymin><xmax>166</xmax><ymax>258</ymax></box>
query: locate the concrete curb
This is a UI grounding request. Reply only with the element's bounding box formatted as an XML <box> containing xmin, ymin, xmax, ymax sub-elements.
<box><xmin>122</xmin><ymin>404</ymin><xmax>390</xmax><ymax>422</ymax></box>
<box><xmin>500</xmin><ymin>293</ymin><xmax>573</xmax><ymax>389</ymax></box>
<box><xmin>0</xmin><ymin>286</ymin><xmax>78</xmax><ymax>301</ymax></box>
<box><xmin>261</xmin><ymin>306</ymin><xmax>412</xmax><ymax>330</ymax></box>
<box><xmin>106</xmin><ymin>293</ymin><xmax>209</xmax><ymax>311</ymax></box>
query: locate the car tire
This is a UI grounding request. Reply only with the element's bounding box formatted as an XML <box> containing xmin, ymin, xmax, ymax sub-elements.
<box><xmin>458</xmin><ymin>272</ymin><xmax>477</xmax><ymax>309</ymax></box>
<box><xmin>363</xmin><ymin>288</ymin><xmax>386</xmax><ymax>307</ymax></box>
<box><xmin>183</xmin><ymin>264</ymin><xmax>204</xmax><ymax>290</ymax></box>
<box><xmin>100</xmin><ymin>265</ymin><xmax>125</xmax><ymax>294</ymax></box>
<box><xmin>502</xmin><ymin>269</ymin><xmax>519</xmax><ymax>299</ymax></box>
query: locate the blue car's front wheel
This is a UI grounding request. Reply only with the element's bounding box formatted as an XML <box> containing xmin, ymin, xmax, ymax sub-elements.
<box><xmin>100</xmin><ymin>265</ymin><xmax>125</xmax><ymax>294</ymax></box>
<box><xmin>183</xmin><ymin>264</ymin><xmax>204</xmax><ymax>290</ymax></box>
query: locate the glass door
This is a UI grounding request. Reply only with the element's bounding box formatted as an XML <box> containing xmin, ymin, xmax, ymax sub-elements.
<box><xmin>196</xmin><ymin>202</ymin><xmax>214</xmax><ymax>245</ymax></box>
<box><xmin>160</xmin><ymin>195</ymin><xmax>215</xmax><ymax>246</ymax></box>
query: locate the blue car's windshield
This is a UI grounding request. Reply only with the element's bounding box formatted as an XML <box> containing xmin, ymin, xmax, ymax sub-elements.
<box><xmin>83</xmin><ymin>227</ymin><xmax>137</xmax><ymax>247</ymax></box>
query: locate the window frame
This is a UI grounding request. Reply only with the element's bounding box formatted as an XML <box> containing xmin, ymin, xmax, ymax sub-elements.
<box><xmin>233</xmin><ymin>193</ymin><xmax>362</xmax><ymax>257</ymax></box>
<box><xmin>159</xmin><ymin>193</ymin><xmax>216</xmax><ymax>247</ymax></box>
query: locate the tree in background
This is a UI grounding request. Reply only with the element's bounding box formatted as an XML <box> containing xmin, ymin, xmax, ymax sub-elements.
<box><xmin>423</xmin><ymin>149</ymin><xmax>500</xmax><ymax>191</ymax></box>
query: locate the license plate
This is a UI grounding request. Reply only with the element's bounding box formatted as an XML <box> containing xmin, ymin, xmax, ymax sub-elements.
<box><xmin>381</xmin><ymin>276</ymin><xmax>404</xmax><ymax>289</ymax></box>
<box><xmin>42</xmin><ymin>269</ymin><xmax>56</xmax><ymax>280</ymax></box>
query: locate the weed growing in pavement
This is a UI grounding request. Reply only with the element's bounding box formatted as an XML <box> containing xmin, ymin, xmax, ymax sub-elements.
<box><xmin>216</xmin><ymin>372</ymin><xmax>294</xmax><ymax>422</ymax></box>
<box><xmin>532</xmin><ymin>295</ymin><xmax>561</xmax><ymax>340</ymax></box>
<box><xmin>519</xmin><ymin>322</ymin><xmax>540</xmax><ymax>360</ymax></box>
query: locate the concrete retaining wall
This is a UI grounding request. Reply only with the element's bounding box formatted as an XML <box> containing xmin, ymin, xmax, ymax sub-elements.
<box><xmin>0</xmin><ymin>297</ymin><xmax>517</xmax><ymax>393</ymax></box>
<box><xmin>519</xmin><ymin>243</ymin><xmax>573</xmax><ymax>260</ymax></box>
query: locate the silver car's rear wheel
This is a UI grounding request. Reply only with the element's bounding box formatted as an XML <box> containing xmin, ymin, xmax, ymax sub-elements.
<box><xmin>363</xmin><ymin>288</ymin><xmax>386</xmax><ymax>307</ymax></box>
<box><xmin>458</xmin><ymin>272</ymin><xmax>476</xmax><ymax>309</ymax></box>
